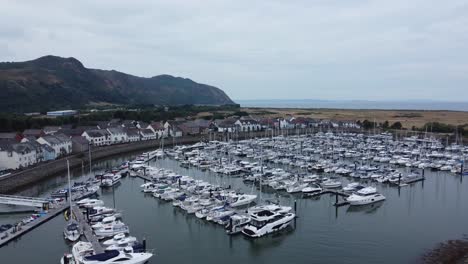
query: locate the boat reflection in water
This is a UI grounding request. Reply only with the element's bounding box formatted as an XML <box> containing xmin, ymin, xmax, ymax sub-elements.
<box><xmin>244</xmin><ymin>225</ymin><xmax>296</xmax><ymax>256</ymax></box>
<box><xmin>346</xmin><ymin>201</ymin><xmax>384</xmax><ymax>214</ymax></box>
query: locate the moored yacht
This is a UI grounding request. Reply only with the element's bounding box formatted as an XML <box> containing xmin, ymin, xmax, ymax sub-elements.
<box><xmin>225</xmin><ymin>214</ymin><xmax>251</xmax><ymax>235</ymax></box>
<box><xmin>228</xmin><ymin>194</ymin><xmax>257</xmax><ymax>207</ymax></box>
<box><xmin>242</xmin><ymin>209</ymin><xmax>295</xmax><ymax>238</ymax></box>
<box><xmin>346</xmin><ymin>186</ymin><xmax>386</xmax><ymax>205</ymax></box>
<box><xmin>102</xmin><ymin>233</ymin><xmax>137</xmax><ymax>246</ymax></box>
<box><xmin>100</xmin><ymin>174</ymin><xmax>122</xmax><ymax>187</ymax></box>
<box><xmin>64</xmin><ymin>221</ymin><xmax>81</xmax><ymax>242</ymax></box>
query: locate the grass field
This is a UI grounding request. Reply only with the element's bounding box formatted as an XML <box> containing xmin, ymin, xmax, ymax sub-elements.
<box><xmin>242</xmin><ymin>107</ymin><xmax>468</xmax><ymax>129</ymax></box>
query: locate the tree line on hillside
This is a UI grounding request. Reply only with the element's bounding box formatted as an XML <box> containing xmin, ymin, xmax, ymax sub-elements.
<box><xmin>0</xmin><ymin>105</ymin><xmax>240</xmax><ymax>132</ymax></box>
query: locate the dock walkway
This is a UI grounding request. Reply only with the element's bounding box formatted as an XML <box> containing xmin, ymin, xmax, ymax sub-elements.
<box><xmin>304</xmin><ymin>189</ymin><xmax>350</xmax><ymax>207</ymax></box>
<box><xmin>0</xmin><ymin>190</ymin><xmax>97</xmax><ymax>248</ymax></box>
<box><xmin>0</xmin><ymin>202</ymin><xmax>68</xmax><ymax>247</ymax></box>
<box><xmin>72</xmin><ymin>206</ymin><xmax>103</xmax><ymax>253</ymax></box>
<box><xmin>304</xmin><ymin>189</ymin><xmax>350</xmax><ymax>198</ymax></box>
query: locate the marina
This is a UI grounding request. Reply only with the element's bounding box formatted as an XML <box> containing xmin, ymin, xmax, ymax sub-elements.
<box><xmin>0</xmin><ymin>132</ymin><xmax>467</xmax><ymax>263</ymax></box>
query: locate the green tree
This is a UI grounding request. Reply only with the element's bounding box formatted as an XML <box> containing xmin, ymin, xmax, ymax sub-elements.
<box><xmin>390</xmin><ymin>122</ymin><xmax>402</xmax><ymax>130</ymax></box>
<box><xmin>382</xmin><ymin>121</ymin><xmax>389</xmax><ymax>129</ymax></box>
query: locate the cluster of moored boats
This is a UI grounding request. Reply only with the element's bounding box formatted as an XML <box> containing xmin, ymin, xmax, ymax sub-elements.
<box><xmin>61</xmin><ymin>197</ymin><xmax>153</xmax><ymax>264</ymax></box>
<box><xmin>53</xmin><ymin>131</ymin><xmax>467</xmax><ymax>262</ymax></box>
<box><xmin>59</xmin><ymin>157</ymin><xmax>153</xmax><ymax>264</ymax></box>
<box><xmin>137</xmin><ymin>167</ymin><xmax>295</xmax><ymax>238</ymax></box>
<box><xmin>170</xmin><ymin>132</ymin><xmax>467</xmax><ymax>175</ymax></box>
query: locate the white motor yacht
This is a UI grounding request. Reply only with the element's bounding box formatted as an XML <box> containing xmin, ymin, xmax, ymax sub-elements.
<box><xmin>94</xmin><ymin>223</ymin><xmax>130</xmax><ymax>238</ymax></box>
<box><xmin>247</xmin><ymin>204</ymin><xmax>292</xmax><ymax>215</ymax></box>
<box><xmin>62</xmin><ymin>245</ymin><xmax>152</xmax><ymax>264</ymax></box>
<box><xmin>79</xmin><ymin>199</ymin><xmax>104</xmax><ymax>208</ymax></box>
<box><xmin>225</xmin><ymin>214</ymin><xmax>251</xmax><ymax>235</ymax></box>
<box><xmin>242</xmin><ymin>209</ymin><xmax>295</xmax><ymax>238</ymax></box>
<box><xmin>322</xmin><ymin>179</ymin><xmax>342</xmax><ymax>189</ymax></box>
<box><xmin>91</xmin><ymin>216</ymin><xmax>122</xmax><ymax>230</ymax></box>
<box><xmin>228</xmin><ymin>194</ymin><xmax>257</xmax><ymax>207</ymax></box>
<box><xmin>301</xmin><ymin>184</ymin><xmax>322</xmax><ymax>193</ymax></box>
<box><xmin>102</xmin><ymin>233</ymin><xmax>137</xmax><ymax>246</ymax></box>
<box><xmin>342</xmin><ymin>182</ymin><xmax>360</xmax><ymax>192</ymax></box>
<box><xmin>346</xmin><ymin>186</ymin><xmax>386</xmax><ymax>205</ymax></box>
<box><xmin>100</xmin><ymin>174</ymin><xmax>121</xmax><ymax>187</ymax></box>
<box><xmin>286</xmin><ymin>182</ymin><xmax>308</xmax><ymax>193</ymax></box>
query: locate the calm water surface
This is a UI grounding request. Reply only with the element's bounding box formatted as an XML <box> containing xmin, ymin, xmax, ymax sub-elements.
<box><xmin>1</xmin><ymin>153</ymin><xmax>468</xmax><ymax>264</ymax></box>
<box><xmin>237</xmin><ymin>99</ymin><xmax>468</xmax><ymax>111</ymax></box>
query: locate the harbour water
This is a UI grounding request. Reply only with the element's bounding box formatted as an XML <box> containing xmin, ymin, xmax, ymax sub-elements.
<box><xmin>1</xmin><ymin>152</ymin><xmax>468</xmax><ymax>263</ymax></box>
<box><xmin>236</xmin><ymin>99</ymin><xmax>468</xmax><ymax>111</ymax></box>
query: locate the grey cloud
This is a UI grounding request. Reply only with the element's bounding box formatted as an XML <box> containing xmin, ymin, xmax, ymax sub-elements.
<box><xmin>0</xmin><ymin>0</ymin><xmax>467</xmax><ymax>101</ymax></box>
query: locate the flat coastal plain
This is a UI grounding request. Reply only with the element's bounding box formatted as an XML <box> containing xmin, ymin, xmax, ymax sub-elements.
<box><xmin>242</xmin><ymin>108</ymin><xmax>468</xmax><ymax>128</ymax></box>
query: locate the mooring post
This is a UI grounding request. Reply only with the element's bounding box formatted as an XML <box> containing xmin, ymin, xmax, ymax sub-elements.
<box><xmin>398</xmin><ymin>173</ymin><xmax>402</xmax><ymax>186</ymax></box>
<box><xmin>335</xmin><ymin>193</ymin><xmax>338</xmax><ymax>205</ymax></box>
<box><xmin>422</xmin><ymin>169</ymin><xmax>425</xmax><ymax>179</ymax></box>
<box><xmin>294</xmin><ymin>200</ymin><xmax>297</xmax><ymax>214</ymax></box>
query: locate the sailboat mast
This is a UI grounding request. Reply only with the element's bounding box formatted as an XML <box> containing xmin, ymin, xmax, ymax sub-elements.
<box><xmin>88</xmin><ymin>143</ymin><xmax>92</xmax><ymax>175</ymax></box>
<box><xmin>67</xmin><ymin>159</ymin><xmax>72</xmax><ymax>211</ymax></box>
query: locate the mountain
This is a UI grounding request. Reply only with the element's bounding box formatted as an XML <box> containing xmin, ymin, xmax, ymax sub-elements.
<box><xmin>0</xmin><ymin>55</ymin><xmax>234</xmax><ymax>112</ymax></box>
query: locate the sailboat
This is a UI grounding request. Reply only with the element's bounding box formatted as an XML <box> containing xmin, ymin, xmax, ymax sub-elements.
<box><xmin>64</xmin><ymin>160</ymin><xmax>82</xmax><ymax>242</ymax></box>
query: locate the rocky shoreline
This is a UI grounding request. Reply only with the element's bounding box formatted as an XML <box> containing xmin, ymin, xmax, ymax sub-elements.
<box><xmin>420</xmin><ymin>236</ymin><xmax>468</xmax><ymax>264</ymax></box>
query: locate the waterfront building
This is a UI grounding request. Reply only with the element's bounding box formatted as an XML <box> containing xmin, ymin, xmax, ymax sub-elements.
<box><xmin>22</xmin><ymin>129</ymin><xmax>44</xmax><ymax>139</ymax></box>
<box><xmin>42</xmin><ymin>144</ymin><xmax>56</xmax><ymax>161</ymax></box>
<box><xmin>82</xmin><ymin>129</ymin><xmax>111</xmax><ymax>146</ymax></box>
<box><xmin>125</xmin><ymin>128</ymin><xmax>140</xmax><ymax>142</ymax></box>
<box><xmin>139</xmin><ymin>129</ymin><xmax>157</xmax><ymax>140</ymax></box>
<box><xmin>0</xmin><ymin>142</ymin><xmax>37</xmax><ymax>169</ymax></box>
<box><xmin>213</xmin><ymin>118</ymin><xmax>238</xmax><ymax>132</ymax></box>
<box><xmin>106</xmin><ymin>127</ymin><xmax>128</xmax><ymax>144</ymax></box>
<box><xmin>43</xmin><ymin>126</ymin><xmax>61</xmax><ymax>135</ymax></box>
<box><xmin>71</xmin><ymin>136</ymin><xmax>89</xmax><ymax>153</ymax></box>
<box><xmin>147</xmin><ymin>122</ymin><xmax>166</xmax><ymax>138</ymax></box>
<box><xmin>36</xmin><ymin>134</ymin><xmax>72</xmax><ymax>158</ymax></box>
<box><xmin>0</xmin><ymin>132</ymin><xmax>22</xmax><ymax>143</ymax></box>
<box><xmin>164</xmin><ymin>121</ymin><xmax>184</xmax><ymax>137</ymax></box>
<box><xmin>235</xmin><ymin>117</ymin><xmax>262</xmax><ymax>132</ymax></box>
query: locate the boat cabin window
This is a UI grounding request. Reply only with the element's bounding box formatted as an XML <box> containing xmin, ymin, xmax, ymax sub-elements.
<box><xmin>256</xmin><ymin>210</ymin><xmax>274</xmax><ymax>217</ymax></box>
<box><xmin>250</xmin><ymin>219</ymin><xmax>266</xmax><ymax>227</ymax></box>
<box><xmin>114</xmin><ymin>257</ymin><xmax>131</xmax><ymax>261</ymax></box>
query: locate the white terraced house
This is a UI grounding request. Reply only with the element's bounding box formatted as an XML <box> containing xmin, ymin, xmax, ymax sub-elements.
<box><xmin>235</xmin><ymin>118</ymin><xmax>262</xmax><ymax>132</ymax></box>
<box><xmin>0</xmin><ymin>142</ymin><xmax>37</xmax><ymax>170</ymax></box>
<box><xmin>36</xmin><ymin>133</ymin><xmax>72</xmax><ymax>158</ymax></box>
<box><xmin>125</xmin><ymin>128</ymin><xmax>140</xmax><ymax>142</ymax></box>
<box><xmin>107</xmin><ymin>127</ymin><xmax>128</xmax><ymax>144</ymax></box>
<box><xmin>140</xmin><ymin>129</ymin><xmax>157</xmax><ymax>140</ymax></box>
<box><xmin>82</xmin><ymin>129</ymin><xmax>111</xmax><ymax>146</ymax></box>
<box><xmin>147</xmin><ymin>122</ymin><xmax>166</xmax><ymax>138</ymax></box>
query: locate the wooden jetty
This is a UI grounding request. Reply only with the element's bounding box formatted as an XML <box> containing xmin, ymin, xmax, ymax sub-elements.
<box><xmin>304</xmin><ymin>189</ymin><xmax>350</xmax><ymax>207</ymax></box>
<box><xmin>0</xmin><ymin>202</ymin><xmax>69</xmax><ymax>247</ymax></box>
<box><xmin>72</xmin><ymin>205</ymin><xmax>103</xmax><ymax>253</ymax></box>
<box><xmin>135</xmin><ymin>173</ymin><xmax>152</xmax><ymax>182</ymax></box>
<box><xmin>0</xmin><ymin>190</ymin><xmax>97</xmax><ymax>248</ymax></box>
<box><xmin>304</xmin><ymin>189</ymin><xmax>350</xmax><ymax>198</ymax></box>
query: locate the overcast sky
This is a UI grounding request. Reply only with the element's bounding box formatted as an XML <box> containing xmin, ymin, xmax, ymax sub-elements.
<box><xmin>1</xmin><ymin>0</ymin><xmax>468</xmax><ymax>101</ymax></box>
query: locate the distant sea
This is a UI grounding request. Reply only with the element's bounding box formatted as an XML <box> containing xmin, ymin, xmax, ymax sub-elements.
<box><xmin>236</xmin><ymin>99</ymin><xmax>468</xmax><ymax>111</ymax></box>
